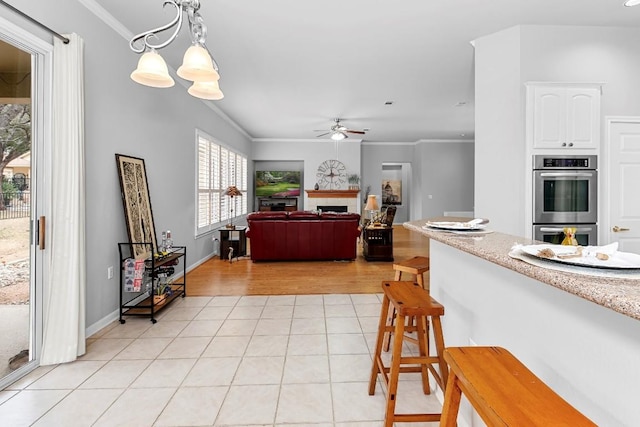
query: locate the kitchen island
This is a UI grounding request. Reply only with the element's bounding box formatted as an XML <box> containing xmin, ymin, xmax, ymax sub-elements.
<box><xmin>405</xmin><ymin>220</ymin><xmax>640</xmax><ymax>427</ymax></box>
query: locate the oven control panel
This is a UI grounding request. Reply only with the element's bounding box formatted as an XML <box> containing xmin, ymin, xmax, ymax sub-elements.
<box><xmin>534</xmin><ymin>155</ymin><xmax>597</xmax><ymax>170</ymax></box>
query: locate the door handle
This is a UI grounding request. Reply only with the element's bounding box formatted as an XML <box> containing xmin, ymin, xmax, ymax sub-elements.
<box><xmin>539</xmin><ymin>227</ymin><xmax>594</xmax><ymax>233</ymax></box>
<box><xmin>612</xmin><ymin>225</ymin><xmax>630</xmax><ymax>232</ymax></box>
<box><xmin>539</xmin><ymin>172</ymin><xmax>594</xmax><ymax>178</ymax></box>
<box><xmin>38</xmin><ymin>216</ymin><xmax>45</xmax><ymax>250</ymax></box>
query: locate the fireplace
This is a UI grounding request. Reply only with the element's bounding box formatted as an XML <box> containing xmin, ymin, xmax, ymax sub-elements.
<box><xmin>317</xmin><ymin>205</ymin><xmax>348</xmax><ymax>213</ymax></box>
<box><xmin>305</xmin><ymin>189</ymin><xmax>360</xmax><ymax>213</ymax></box>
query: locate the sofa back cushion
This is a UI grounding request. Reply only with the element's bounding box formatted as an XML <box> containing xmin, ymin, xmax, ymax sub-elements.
<box><xmin>247</xmin><ymin>211</ymin><xmax>288</xmax><ymax>221</ymax></box>
<box><xmin>288</xmin><ymin>211</ymin><xmax>320</xmax><ymax>220</ymax></box>
<box><xmin>320</xmin><ymin>212</ymin><xmax>361</xmax><ymax>221</ymax></box>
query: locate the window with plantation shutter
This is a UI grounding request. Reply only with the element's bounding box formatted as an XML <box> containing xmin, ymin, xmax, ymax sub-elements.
<box><xmin>195</xmin><ymin>129</ymin><xmax>248</xmax><ymax>237</ymax></box>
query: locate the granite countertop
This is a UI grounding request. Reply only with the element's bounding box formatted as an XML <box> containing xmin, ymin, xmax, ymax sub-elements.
<box><xmin>404</xmin><ymin>219</ymin><xmax>640</xmax><ymax>322</ymax></box>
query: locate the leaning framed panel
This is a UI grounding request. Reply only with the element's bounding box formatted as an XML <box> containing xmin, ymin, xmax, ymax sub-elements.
<box><xmin>115</xmin><ymin>154</ymin><xmax>158</xmax><ymax>259</ymax></box>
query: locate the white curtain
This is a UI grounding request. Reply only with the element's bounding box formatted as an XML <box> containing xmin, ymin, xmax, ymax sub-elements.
<box><xmin>40</xmin><ymin>33</ymin><xmax>86</xmax><ymax>365</ymax></box>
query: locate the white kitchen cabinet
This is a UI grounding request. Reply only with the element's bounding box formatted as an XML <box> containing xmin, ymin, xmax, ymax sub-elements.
<box><xmin>529</xmin><ymin>84</ymin><xmax>601</xmax><ymax>150</ymax></box>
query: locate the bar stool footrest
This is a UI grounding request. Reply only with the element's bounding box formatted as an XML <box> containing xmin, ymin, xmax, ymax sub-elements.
<box><xmin>393</xmin><ymin>413</ymin><xmax>441</xmax><ymax>423</ymax></box>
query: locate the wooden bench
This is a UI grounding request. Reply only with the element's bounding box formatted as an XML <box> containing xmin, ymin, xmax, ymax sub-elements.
<box><xmin>440</xmin><ymin>346</ymin><xmax>597</xmax><ymax>426</ymax></box>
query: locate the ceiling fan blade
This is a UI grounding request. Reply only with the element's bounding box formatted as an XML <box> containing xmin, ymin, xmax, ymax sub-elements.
<box><xmin>316</xmin><ymin>132</ymin><xmax>331</xmax><ymax>137</ymax></box>
<box><xmin>345</xmin><ymin>130</ymin><xmax>366</xmax><ymax>134</ymax></box>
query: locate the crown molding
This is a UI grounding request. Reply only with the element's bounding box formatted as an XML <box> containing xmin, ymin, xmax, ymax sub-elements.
<box><xmin>77</xmin><ymin>0</ymin><xmax>132</xmax><ymax>40</ymax></box>
<box><xmin>252</xmin><ymin>138</ymin><xmax>363</xmax><ymax>143</ymax></box>
<box><xmin>78</xmin><ymin>0</ymin><xmax>252</xmax><ymax>141</ymax></box>
<box><xmin>361</xmin><ymin>141</ymin><xmax>417</xmax><ymax>146</ymax></box>
<box><xmin>415</xmin><ymin>139</ymin><xmax>474</xmax><ymax>144</ymax></box>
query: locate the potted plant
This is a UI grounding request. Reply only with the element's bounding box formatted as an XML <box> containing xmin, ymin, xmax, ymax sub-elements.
<box><xmin>154</xmin><ymin>279</ymin><xmax>171</xmax><ymax>305</ymax></box>
<box><xmin>347</xmin><ymin>174</ymin><xmax>360</xmax><ymax>190</ymax></box>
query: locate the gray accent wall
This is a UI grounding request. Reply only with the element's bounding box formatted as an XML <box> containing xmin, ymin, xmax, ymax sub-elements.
<box><xmin>362</xmin><ymin>142</ymin><xmax>474</xmax><ymax>223</ymax></box>
<box><xmin>2</xmin><ymin>0</ymin><xmax>252</xmax><ymax>330</ymax></box>
<box><xmin>415</xmin><ymin>142</ymin><xmax>475</xmax><ymax>219</ymax></box>
<box><xmin>2</xmin><ymin>0</ymin><xmax>475</xmax><ymax>334</ymax></box>
<box><xmin>252</xmin><ymin>139</ymin><xmax>362</xmax><ymax>211</ymax></box>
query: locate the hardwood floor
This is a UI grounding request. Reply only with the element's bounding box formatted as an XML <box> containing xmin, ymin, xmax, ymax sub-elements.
<box><xmin>187</xmin><ymin>225</ymin><xmax>430</xmax><ymax>296</ymax></box>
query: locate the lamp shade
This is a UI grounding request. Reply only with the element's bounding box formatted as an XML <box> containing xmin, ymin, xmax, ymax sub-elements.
<box><xmin>624</xmin><ymin>0</ymin><xmax>640</xmax><ymax>6</ymax></box>
<box><xmin>364</xmin><ymin>195</ymin><xmax>379</xmax><ymax>211</ymax></box>
<box><xmin>130</xmin><ymin>50</ymin><xmax>175</xmax><ymax>88</ymax></box>
<box><xmin>188</xmin><ymin>80</ymin><xmax>225</xmax><ymax>100</ymax></box>
<box><xmin>224</xmin><ymin>185</ymin><xmax>242</xmax><ymax>197</ymax></box>
<box><xmin>177</xmin><ymin>44</ymin><xmax>220</xmax><ymax>82</ymax></box>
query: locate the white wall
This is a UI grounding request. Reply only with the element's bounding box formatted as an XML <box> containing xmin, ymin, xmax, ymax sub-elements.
<box><xmin>431</xmin><ymin>241</ymin><xmax>640</xmax><ymax>426</ymax></box>
<box><xmin>474</xmin><ymin>26</ymin><xmax>524</xmax><ymax>235</ymax></box>
<box><xmin>475</xmin><ymin>25</ymin><xmax>640</xmax><ymax>236</ymax></box>
<box><xmin>1</xmin><ymin>0</ymin><xmax>252</xmax><ymax>330</ymax></box>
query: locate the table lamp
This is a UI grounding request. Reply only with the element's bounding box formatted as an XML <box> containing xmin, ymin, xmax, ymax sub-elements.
<box><xmin>364</xmin><ymin>195</ymin><xmax>379</xmax><ymax>225</ymax></box>
<box><xmin>224</xmin><ymin>185</ymin><xmax>243</xmax><ymax>229</ymax></box>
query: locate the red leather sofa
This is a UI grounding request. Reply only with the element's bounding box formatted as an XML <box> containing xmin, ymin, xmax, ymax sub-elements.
<box><xmin>246</xmin><ymin>211</ymin><xmax>361</xmax><ymax>261</ymax></box>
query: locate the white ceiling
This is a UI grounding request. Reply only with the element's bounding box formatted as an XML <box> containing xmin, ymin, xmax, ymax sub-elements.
<box><xmin>93</xmin><ymin>0</ymin><xmax>640</xmax><ymax>143</ymax></box>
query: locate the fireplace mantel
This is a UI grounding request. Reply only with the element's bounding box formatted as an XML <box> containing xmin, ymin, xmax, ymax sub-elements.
<box><xmin>305</xmin><ymin>189</ymin><xmax>360</xmax><ymax>198</ymax></box>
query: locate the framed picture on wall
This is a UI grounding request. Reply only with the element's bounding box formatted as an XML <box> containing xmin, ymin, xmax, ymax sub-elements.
<box><xmin>115</xmin><ymin>154</ymin><xmax>158</xmax><ymax>259</ymax></box>
<box><xmin>382</xmin><ymin>179</ymin><xmax>402</xmax><ymax>205</ymax></box>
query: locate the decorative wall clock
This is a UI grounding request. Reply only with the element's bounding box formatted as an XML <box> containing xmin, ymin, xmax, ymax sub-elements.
<box><xmin>316</xmin><ymin>159</ymin><xmax>347</xmax><ymax>190</ymax></box>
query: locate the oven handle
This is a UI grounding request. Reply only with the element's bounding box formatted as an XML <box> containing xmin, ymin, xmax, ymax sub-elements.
<box><xmin>539</xmin><ymin>227</ymin><xmax>595</xmax><ymax>233</ymax></box>
<box><xmin>539</xmin><ymin>172</ymin><xmax>595</xmax><ymax>178</ymax></box>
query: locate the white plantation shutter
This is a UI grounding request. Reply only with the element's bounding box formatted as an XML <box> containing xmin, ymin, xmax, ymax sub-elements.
<box><xmin>197</xmin><ymin>138</ymin><xmax>211</xmax><ymax>230</ymax></box>
<box><xmin>220</xmin><ymin>147</ymin><xmax>229</xmax><ymax>222</ymax></box>
<box><xmin>195</xmin><ymin>129</ymin><xmax>248</xmax><ymax>236</ymax></box>
<box><xmin>238</xmin><ymin>156</ymin><xmax>249</xmax><ymax>215</ymax></box>
<box><xmin>212</xmin><ymin>141</ymin><xmax>221</xmax><ymax>224</ymax></box>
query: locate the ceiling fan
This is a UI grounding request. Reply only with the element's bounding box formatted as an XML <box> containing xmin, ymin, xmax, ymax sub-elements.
<box><xmin>315</xmin><ymin>118</ymin><xmax>366</xmax><ymax>141</ymax></box>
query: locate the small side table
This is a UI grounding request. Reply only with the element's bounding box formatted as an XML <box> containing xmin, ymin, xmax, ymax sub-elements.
<box><xmin>363</xmin><ymin>226</ymin><xmax>394</xmax><ymax>262</ymax></box>
<box><xmin>218</xmin><ymin>226</ymin><xmax>247</xmax><ymax>260</ymax></box>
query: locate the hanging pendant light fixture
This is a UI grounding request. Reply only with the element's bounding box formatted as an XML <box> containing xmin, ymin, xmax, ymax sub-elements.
<box><xmin>188</xmin><ymin>80</ymin><xmax>224</xmax><ymax>100</ymax></box>
<box><xmin>129</xmin><ymin>0</ymin><xmax>224</xmax><ymax>100</ymax></box>
<box><xmin>130</xmin><ymin>49</ymin><xmax>175</xmax><ymax>88</ymax></box>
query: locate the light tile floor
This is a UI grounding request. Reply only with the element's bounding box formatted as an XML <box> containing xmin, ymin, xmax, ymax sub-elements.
<box><xmin>0</xmin><ymin>294</ymin><xmax>442</xmax><ymax>426</ymax></box>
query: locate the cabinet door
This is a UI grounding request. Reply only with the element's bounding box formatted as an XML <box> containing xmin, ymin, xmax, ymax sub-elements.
<box><xmin>533</xmin><ymin>86</ymin><xmax>565</xmax><ymax>149</ymax></box>
<box><xmin>566</xmin><ymin>87</ymin><xmax>600</xmax><ymax>149</ymax></box>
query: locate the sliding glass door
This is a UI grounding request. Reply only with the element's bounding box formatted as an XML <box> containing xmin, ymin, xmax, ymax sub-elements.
<box><xmin>0</xmin><ymin>18</ymin><xmax>50</xmax><ymax>388</ymax></box>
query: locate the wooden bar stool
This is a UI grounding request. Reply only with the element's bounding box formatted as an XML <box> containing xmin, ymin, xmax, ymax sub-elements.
<box><xmin>440</xmin><ymin>346</ymin><xmax>597</xmax><ymax>427</ymax></box>
<box><xmin>393</xmin><ymin>256</ymin><xmax>430</xmax><ymax>289</ymax></box>
<box><xmin>369</xmin><ymin>281</ymin><xmax>448</xmax><ymax>427</ymax></box>
<box><xmin>383</xmin><ymin>256</ymin><xmax>430</xmax><ymax>351</ymax></box>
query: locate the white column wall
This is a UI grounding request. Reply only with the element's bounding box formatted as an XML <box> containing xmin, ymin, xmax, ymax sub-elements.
<box><xmin>430</xmin><ymin>240</ymin><xmax>640</xmax><ymax>426</ymax></box>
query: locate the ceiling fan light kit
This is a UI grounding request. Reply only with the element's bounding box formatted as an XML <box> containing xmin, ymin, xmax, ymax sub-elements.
<box><xmin>317</xmin><ymin>118</ymin><xmax>366</xmax><ymax>140</ymax></box>
<box><xmin>331</xmin><ymin>132</ymin><xmax>347</xmax><ymax>141</ymax></box>
<box><xmin>129</xmin><ymin>0</ymin><xmax>224</xmax><ymax>100</ymax></box>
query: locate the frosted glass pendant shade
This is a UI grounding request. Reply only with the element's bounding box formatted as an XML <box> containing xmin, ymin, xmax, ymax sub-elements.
<box><xmin>177</xmin><ymin>45</ymin><xmax>220</xmax><ymax>82</ymax></box>
<box><xmin>331</xmin><ymin>131</ymin><xmax>347</xmax><ymax>141</ymax></box>
<box><xmin>188</xmin><ymin>80</ymin><xmax>225</xmax><ymax>100</ymax></box>
<box><xmin>624</xmin><ymin>0</ymin><xmax>640</xmax><ymax>6</ymax></box>
<box><xmin>130</xmin><ymin>50</ymin><xmax>175</xmax><ymax>88</ymax></box>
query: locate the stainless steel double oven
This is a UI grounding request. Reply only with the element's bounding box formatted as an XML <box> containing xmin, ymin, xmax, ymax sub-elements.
<box><xmin>532</xmin><ymin>155</ymin><xmax>598</xmax><ymax>245</ymax></box>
